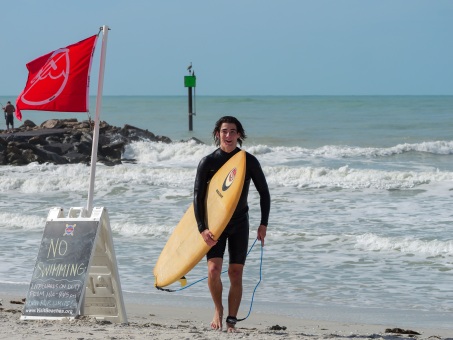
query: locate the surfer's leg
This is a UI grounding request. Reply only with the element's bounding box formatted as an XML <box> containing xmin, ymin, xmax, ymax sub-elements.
<box><xmin>227</xmin><ymin>263</ymin><xmax>244</xmax><ymax>332</ymax></box>
<box><xmin>207</xmin><ymin>257</ymin><xmax>224</xmax><ymax>330</ymax></box>
<box><xmin>225</xmin><ymin>217</ymin><xmax>248</xmax><ymax>332</ymax></box>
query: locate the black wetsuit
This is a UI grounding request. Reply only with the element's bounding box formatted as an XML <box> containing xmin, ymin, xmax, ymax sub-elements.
<box><xmin>194</xmin><ymin>147</ymin><xmax>271</xmax><ymax>264</ymax></box>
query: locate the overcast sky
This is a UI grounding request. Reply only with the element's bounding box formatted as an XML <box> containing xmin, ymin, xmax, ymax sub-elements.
<box><xmin>1</xmin><ymin>1</ymin><xmax>452</xmax><ymax>96</ymax></box>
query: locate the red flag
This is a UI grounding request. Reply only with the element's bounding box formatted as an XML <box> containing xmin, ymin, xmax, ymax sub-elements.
<box><xmin>15</xmin><ymin>34</ymin><xmax>98</xmax><ymax>120</ymax></box>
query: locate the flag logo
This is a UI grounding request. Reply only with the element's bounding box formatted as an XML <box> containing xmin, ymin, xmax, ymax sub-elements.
<box><xmin>63</xmin><ymin>224</ymin><xmax>76</xmax><ymax>236</ymax></box>
<box><xmin>20</xmin><ymin>48</ymin><xmax>70</xmax><ymax>106</ymax></box>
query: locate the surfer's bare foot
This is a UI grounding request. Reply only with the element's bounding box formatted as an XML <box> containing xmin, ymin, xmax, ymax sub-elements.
<box><xmin>227</xmin><ymin>324</ymin><xmax>240</xmax><ymax>333</ymax></box>
<box><xmin>226</xmin><ymin>316</ymin><xmax>239</xmax><ymax>333</ymax></box>
<box><xmin>210</xmin><ymin>308</ymin><xmax>223</xmax><ymax>330</ymax></box>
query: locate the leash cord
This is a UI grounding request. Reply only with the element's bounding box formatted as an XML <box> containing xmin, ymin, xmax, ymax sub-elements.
<box><xmin>155</xmin><ymin>238</ymin><xmax>264</xmax><ymax>322</ymax></box>
<box><xmin>237</xmin><ymin>239</ymin><xmax>263</xmax><ymax>322</ymax></box>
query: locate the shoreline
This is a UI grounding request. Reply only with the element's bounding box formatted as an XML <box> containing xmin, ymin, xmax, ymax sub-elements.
<box><xmin>1</xmin><ymin>283</ymin><xmax>452</xmax><ymax>339</ymax></box>
<box><xmin>1</xmin><ymin>294</ymin><xmax>451</xmax><ymax>340</ymax></box>
<box><xmin>5</xmin><ymin>280</ymin><xmax>453</xmax><ymax>329</ymax></box>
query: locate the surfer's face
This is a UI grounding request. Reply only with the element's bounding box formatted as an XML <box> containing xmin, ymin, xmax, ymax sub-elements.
<box><xmin>218</xmin><ymin>123</ymin><xmax>240</xmax><ymax>153</ymax></box>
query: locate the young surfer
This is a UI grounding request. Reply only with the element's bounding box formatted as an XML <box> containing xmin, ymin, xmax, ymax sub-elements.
<box><xmin>193</xmin><ymin>116</ymin><xmax>271</xmax><ymax>332</ymax></box>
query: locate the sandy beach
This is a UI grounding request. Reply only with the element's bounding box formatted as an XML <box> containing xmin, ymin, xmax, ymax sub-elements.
<box><xmin>0</xmin><ymin>294</ymin><xmax>451</xmax><ymax>340</ymax></box>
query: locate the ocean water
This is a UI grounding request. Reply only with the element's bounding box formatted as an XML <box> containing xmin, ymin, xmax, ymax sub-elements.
<box><xmin>0</xmin><ymin>95</ymin><xmax>452</xmax><ymax>328</ymax></box>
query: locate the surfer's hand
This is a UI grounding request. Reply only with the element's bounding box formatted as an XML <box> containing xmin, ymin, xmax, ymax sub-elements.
<box><xmin>257</xmin><ymin>224</ymin><xmax>267</xmax><ymax>246</ymax></box>
<box><xmin>201</xmin><ymin>229</ymin><xmax>217</xmax><ymax>247</ymax></box>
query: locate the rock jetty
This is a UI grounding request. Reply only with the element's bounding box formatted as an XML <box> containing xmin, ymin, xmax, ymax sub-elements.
<box><xmin>0</xmin><ymin>118</ymin><xmax>182</xmax><ymax>166</ymax></box>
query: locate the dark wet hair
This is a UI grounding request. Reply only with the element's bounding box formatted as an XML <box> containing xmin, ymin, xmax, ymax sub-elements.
<box><xmin>212</xmin><ymin>116</ymin><xmax>247</xmax><ymax>147</ymax></box>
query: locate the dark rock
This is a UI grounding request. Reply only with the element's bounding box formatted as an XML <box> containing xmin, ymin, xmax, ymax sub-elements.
<box><xmin>98</xmin><ymin>156</ymin><xmax>122</xmax><ymax>166</ymax></box>
<box><xmin>7</xmin><ymin>144</ymin><xmax>31</xmax><ymax>165</ymax></box>
<box><xmin>28</xmin><ymin>135</ymin><xmax>48</xmax><ymax>145</ymax></box>
<box><xmin>64</xmin><ymin>151</ymin><xmax>90</xmax><ymax>164</ymax></box>
<box><xmin>22</xmin><ymin>149</ymin><xmax>40</xmax><ymax>163</ymax></box>
<box><xmin>0</xmin><ymin>118</ymin><xmax>178</xmax><ymax>166</ymax></box>
<box><xmin>15</xmin><ymin>142</ymin><xmax>40</xmax><ymax>153</ymax></box>
<box><xmin>156</xmin><ymin>135</ymin><xmax>172</xmax><ymax>144</ymax></box>
<box><xmin>121</xmin><ymin>158</ymin><xmax>137</xmax><ymax>164</ymax></box>
<box><xmin>63</xmin><ymin>131</ymin><xmax>83</xmax><ymax>144</ymax></box>
<box><xmin>74</xmin><ymin>121</ymin><xmax>91</xmax><ymax>130</ymax></box>
<box><xmin>42</xmin><ymin>143</ymin><xmax>71</xmax><ymax>155</ymax></box>
<box><xmin>80</xmin><ymin>132</ymin><xmax>93</xmax><ymax>144</ymax></box>
<box><xmin>7</xmin><ymin>144</ymin><xmax>21</xmax><ymax>155</ymax></box>
<box><xmin>186</xmin><ymin>137</ymin><xmax>205</xmax><ymax>144</ymax></box>
<box><xmin>46</xmin><ymin>133</ymin><xmax>65</xmax><ymax>142</ymax></box>
<box><xmin>22</xmin><ymin>120</ymin><xmax>37</xmax><ymax>128</ymax></box>
<box><xmin>41</xmin><ymin>119</ymin><xmax>65</xmax><ymax>129</ymax></box>
<box><xmin>35</xmin><ymin>146</ymin><xmax>69</xmax><ymax>164</ymax></box>
<box><xmin>120</xmin><ymin>124</ymin><xmax>158</xmax><ymax>142</ymax></box>
<box><xmin>74</xmin><ymin>141</ymin><xmax>93</xmax><ymax>155</ymax></box>
<box><xmin>100</xmin><ymin>141</ymin><xmax>125</xmax><ymax>160</ymax></box>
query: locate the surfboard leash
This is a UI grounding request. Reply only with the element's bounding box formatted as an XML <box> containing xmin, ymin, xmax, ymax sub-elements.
<box><xmin>155</xmin><ymin>238</ymin><xmax>264</xmax><ymax>323</ymax></box>
<box><xmin>236</xmin><ymin>238</ymin><xmax>263</xmax><ymax>322</ymax></box>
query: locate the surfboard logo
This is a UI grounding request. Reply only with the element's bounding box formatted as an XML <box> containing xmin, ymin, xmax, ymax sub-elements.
<box><xmin>222</xmin><ymin>167</ymin><xmax>237</xmax><ymax>191</ymax></box>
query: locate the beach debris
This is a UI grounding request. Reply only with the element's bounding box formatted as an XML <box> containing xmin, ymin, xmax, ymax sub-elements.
<box><xmin>385</xmin><ymin>327</ymin><xmax>421</xmax><ymax>335</ymax></box>
<box><xmin>97</xmin><ymin>320</ymin><xmax>112</xmax><ymax>325</ymax></box>
<box><xmin>269</xmin><ymin>324</ymin><xmax>287</xmax><ymax>331</ymax></box>
<box><xmin>3</xmin><ymin>308</ymin><xmax>20</xmax><ymax>314</ymax></box>
<box><xmin>10</xmin><ymin>298</ymin><xmax>25</xmax><ymax>305</ymax></box>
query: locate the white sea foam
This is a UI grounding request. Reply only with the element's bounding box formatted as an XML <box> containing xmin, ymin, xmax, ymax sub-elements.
<box><xmin>312</xmin><ymin>141</ymin><xmax>453</xmax><ymax>158</ymax></box>
<box><xmin>123</xmin><ymin>140</ymin><xmax>214</xmax><ymax>166</ymax></box>
<box><xmin>0</xmin><ymin>212</ymin><xmax>46</xmax><ymax>230</ymax></box>
<box><xmin>123</xmin><ymin>140</ymin><xmax>453</xmax><ymax>167</ymax></box>
<box><xmin>110</xmin><ymin>220</ymin><xmax>174</xmax><ymax>238</ymax></box>
<box><xmin>355</xmin><ymin>233</ymin><xmax>453</xmax><ymax>256</ymax></box>
<box><xmin>1</xmin><ymin>146</ymin><xmax>452</xmax><ymax>196</ymax></box>
<box><xmin>246</xmin><ymin>140</ymin><xmax>453</xmax><ymax>165</ymax></box>
<box><xmin>265</xmin><ymin>165</ymin><xmax>453</xmax><ymax>189</ymax></box>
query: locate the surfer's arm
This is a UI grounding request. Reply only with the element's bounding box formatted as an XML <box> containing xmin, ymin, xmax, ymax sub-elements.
<box><xmin>249</xmin><ymin>155</ymin><xmax>271</xmax><ymax>228</ymax></box>
<box><xmin>257</xmin><ymin>224</ymin><xmax>267</xmax><ymax>246</ymax></box>
<box><xmin>194</xmin><ymin>156</ymin><xmax>210</xmax><ymax>233</ymax></box>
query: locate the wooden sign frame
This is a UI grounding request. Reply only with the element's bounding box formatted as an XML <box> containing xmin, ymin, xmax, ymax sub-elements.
<box><xmin>21</xmin><ymin>207</ymin><xmax>127</xmax><ymax>323</ymax></box>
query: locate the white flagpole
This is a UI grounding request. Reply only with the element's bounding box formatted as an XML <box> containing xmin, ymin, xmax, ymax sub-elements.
<box><xmin>87</xmin><ymin>25</ymin><xmax>109</xmax><ymax>214</ymax></box>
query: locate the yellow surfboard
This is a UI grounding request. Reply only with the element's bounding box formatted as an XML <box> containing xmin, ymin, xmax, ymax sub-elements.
<box><xmin>154</xmin><ymin>150</ymin><xmax>246</xmax><ymax>288</ymax></box>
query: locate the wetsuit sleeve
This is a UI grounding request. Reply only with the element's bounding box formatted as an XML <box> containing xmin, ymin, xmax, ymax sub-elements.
<box><xmin>193</xmin><ymin>156</ymin><xmax>210</xmax><ymax>233</ymax></box>
<box><xmin>249</xmin><ymin>155</ymin><xmax>271</xmax><ymax>227</ymax></box>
